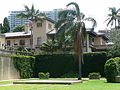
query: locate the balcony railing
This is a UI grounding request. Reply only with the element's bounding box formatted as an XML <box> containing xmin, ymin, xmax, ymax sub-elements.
<box><xmin>93</xmin><ymin>44</ymin><xmax>114</xmax><ymax>50</ymax></box>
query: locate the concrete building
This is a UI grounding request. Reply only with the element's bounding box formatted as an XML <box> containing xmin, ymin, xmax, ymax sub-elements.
<box><xmin>8</xmin><ymin>11</ymin><xmax>30</xmax><ymax>31</ymax></box>
<box><xmin>41</xmin><ymin>8</ymin><xmax>63</xmax><ymax>21</ymax></box>
<box><xmin>53</xmin><ymin>8</ymin><xmax>63</xmax><ymax>21</ymax></box>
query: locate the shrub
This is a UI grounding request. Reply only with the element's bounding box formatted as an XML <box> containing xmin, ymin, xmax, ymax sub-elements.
<box><xmin>38</xmin><ymin>72</ymin><xmax>50</xmax><ymax>79</ymax></box>
<box><xmin>88</xmin><ymin>72</ymin><xmax>101</xmax><ymax>79</ymax></box>
<box><xmin>104</xmin><ymin>57</ymin><xmax>120</xmax><ymax>82</ymax></box>
<box><xmin>107</xmin><ymin>45</ymin><xmax>120</xmax><ymax>59</ymax></box>
<box><xmin>12</xmin><ymin>55</ymin><xmax>35</xmax><ymax>78</ymax></box>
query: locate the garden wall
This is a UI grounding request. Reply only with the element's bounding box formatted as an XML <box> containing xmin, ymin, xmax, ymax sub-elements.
<box><xmin>0</xmin><ymin>56</ymin><xmax>20</xmax><ymax>80</ymax></box>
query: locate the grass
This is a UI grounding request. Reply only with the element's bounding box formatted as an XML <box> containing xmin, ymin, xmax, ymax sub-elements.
<box><xmin>0</xmin><ymin>79</ymin><xmax>120</xmax><ymax>90</ymax></box>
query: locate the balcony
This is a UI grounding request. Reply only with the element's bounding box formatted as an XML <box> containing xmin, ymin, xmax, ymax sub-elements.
<box><xmin>93</xmin><ymin>44</ymin><xmax>114</xmax><ymax>51</ymax></box>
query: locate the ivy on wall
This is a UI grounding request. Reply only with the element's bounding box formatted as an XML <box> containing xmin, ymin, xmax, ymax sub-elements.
<box><xmin>11</xmin><ymin>55</ymin><xmax>35</xmax><ymax>78</ymax></box>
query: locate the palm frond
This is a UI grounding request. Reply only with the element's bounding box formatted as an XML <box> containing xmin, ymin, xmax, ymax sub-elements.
<box><xmin>58</xmin><ymin>9</ymin><xmax>76</xmax><ymax>19</ymax></box>
<box><xmin>16</xmin><ymin>13</ymin><xmax>28</xmax><ymax>19</ymax></box>
<box><xmin>24</xmin><ymin>5</ymin><xmax>30</xmax><ymax>12</ymax></box>
<box><xmin>81</xmin><ymin>22</ymin><xmax>87</xmax><ymax>40</ymax></box>
<box><xmin>85</xmin><ymin>17</ymin><xmax>97</xmax><ymax>29</ymax></box>
<box><xmin>67</xmin><ymin>2</ymin><xmax>80</xmax><ymax>18</ymax></box>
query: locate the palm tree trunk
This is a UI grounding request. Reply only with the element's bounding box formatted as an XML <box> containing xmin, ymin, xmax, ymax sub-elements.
<box><xmin>115</xmin><ymin>20</ymin><xmax>117</xmax><ymax>29</ymax></box>
<box><xmin>78</xmin><ymin>29</ymin><xmax>83</xmax><ymax>80</ymax></box>
<box><xmin>30</xmin><ymin>26</ymin><xmax>33</xmax><ymax>51</ymax></box>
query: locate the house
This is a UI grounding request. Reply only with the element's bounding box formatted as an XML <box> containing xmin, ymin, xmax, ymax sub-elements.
<box><xmin>5</xmin><ymin>18</ymin><xmax>55</xmax><ymax>50</ymax></box>
<box><xmin>5</xmin><ymin>31</ymin><xmax>31</xmax><ymax>50</ymax></box>
<box><xmin>32</xmin><ymin>18</ymin><xmax>55</xmax><ymax>48</ymax></box>
<box><xmin>92</xmin><ymin>32</ymin><xmax>114</xmax><ymax>51</ymax></box>
<box><xmin>4</xmin><ymin>18</ymin><xmax>113</xmax><ymax>52</ymax></box>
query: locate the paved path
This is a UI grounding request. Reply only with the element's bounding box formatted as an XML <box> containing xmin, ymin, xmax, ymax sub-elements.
<box><xmin>13</xmin><ymin>80</ymin><xmax>82</xmax><ymax>84</ymax></box>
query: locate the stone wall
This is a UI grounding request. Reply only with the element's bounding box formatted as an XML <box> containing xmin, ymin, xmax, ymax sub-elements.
<box><xmin>0</xmin><ymin>56</ymin><xmax>20</xmax><ymax>80</ymax></box>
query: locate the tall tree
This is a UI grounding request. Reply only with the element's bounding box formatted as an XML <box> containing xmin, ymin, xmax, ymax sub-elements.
<box><xmin>2</xmin><ymin>17</ymin><xmax>10</xmax><ymax>33</ymax></box>
<box><xmin>55</xmin><ymin>12</ymin><xmax>97</xmax><ymax>51</ymax></box>
<box><xmin>105</xmin><ymin>7</ymin><xmax>120</xmax><ymax>28</ymax></box>
<box><xmin>55</xmin><ymin>2</ymin><xmax>87</xmax><ymax>80</ymax></box>
<box><xmin>0</xmin><ymin>23</ymin><xmax>3</xmax><ymax>33</ymax></box>
<box><xmin>16</xmin><ymin>4</ymin><xmax>46</xmax><ymax>50</ymax></box>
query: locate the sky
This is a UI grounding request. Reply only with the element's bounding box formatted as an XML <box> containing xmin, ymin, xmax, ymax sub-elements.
<box><xmin>1</xmin><ymin>0</ymin><xmax>120</xmax><ymax>31</ymax></box>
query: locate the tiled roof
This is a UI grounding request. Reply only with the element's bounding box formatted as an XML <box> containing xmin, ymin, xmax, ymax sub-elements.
<box><xmin>4</xmin><ymin>31</ymin><xmax>31</xmax><ymax>38</ymax></box>
<box><xmin>47</xmin><ymin>29</ymin><xmax>56</xmax><ymax>35</ymax></box>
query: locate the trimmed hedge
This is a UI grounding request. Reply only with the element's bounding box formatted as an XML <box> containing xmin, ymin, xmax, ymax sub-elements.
<box><xmin>34</xmin><ymin>54</ymin><xmax>75</xmax><ymax>78</ymax></box>
<box><xmin>34</xmin><ymin>52</ymin><xmax>107</xmax><ymax>78</ymax></box>
<box><xmin>104</xmin><ymin>57</ymin><xmax>120</xmax><ymax>82</ymax></box>
<box><xmin>12</xmin><ymin>55</ymin><xmax>35</xmax><ymax>78</ymax></box>
<box><xmin>82</xmin><ymin>52</ymin><xmax>107</xmax><ymax>77</ymax></box>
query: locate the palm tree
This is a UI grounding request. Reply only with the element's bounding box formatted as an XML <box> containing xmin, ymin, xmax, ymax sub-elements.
<box><xmin>55</xmin><ymin>2</ymin><xmax>87</xmax><ymax>80</ymax></box>
<box><xmin>40</xmin><ymin>40</ymin><xmax>58</xmax><ymax>53</ymax></box>
<box><xmin>85</xmin><ymin>17</ymin><xmax>97</xmax><ymax>31</ymax></box>
<box><xmin>16</xmin><ymin>5</ymin><xmax>46</xmax><ymax>50</ymax></box>
<box><xmin>55</xmin><ymin>12</ymin><xmax>97</xmax><ymax>50</ymax></box>
<box><xmin>105</xmin><ymin>7</ymin><xmax>120</xmax><ymax>28</ymax></box>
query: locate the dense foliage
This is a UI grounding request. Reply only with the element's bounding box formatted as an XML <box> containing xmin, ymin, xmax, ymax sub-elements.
<box><xmin>12</xmin><ymin>55</ymin><xmax>35</xmax><ymax>78</ymax></box>
<box><xmin>107</xmin><ymin>45</ymin><xmax>120</xmax><ymax>58</ymax></box>
<box><xmin>104</xmin><ymin>57</ymin><xmax>120</xmax><ymax>82</ymax></box>
<box><xmin>82</xmin><ymin>52</ymin><xmax>107</xmax><ymax>77</ymax></box>
<box><xmin>10</xmin><ymin>52</ymin><xmax>107</xmax><ymax>78</ymax></box>
<box><xmin>13</xmin><ymin>25</ymin><xmax>24</xmax><ymax>32</ymax></box>
<box><xmin>34</xmin><ymin>52</ymin><xmax>107</xmax><ymax>78</ymax></box>
<box><xmin>2</xmin><ymin>17</ymin><xmax>10</xmax><ymax>33</ymax></box>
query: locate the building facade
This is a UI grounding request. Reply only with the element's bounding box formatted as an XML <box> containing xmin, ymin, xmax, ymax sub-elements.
<box><xmin>5</xmin><ymin>17</ymin><xmax>112</xmax><ymax>52</ymax></box>
<box><xmin>5</xmin><ymin>18</ymin><xmax>55</xmax><ymax>50</ymax></box>
<box><xmin>8</xmin><ymin>11</ymin><xmax>30</xmax><ymax>31</ymax></box>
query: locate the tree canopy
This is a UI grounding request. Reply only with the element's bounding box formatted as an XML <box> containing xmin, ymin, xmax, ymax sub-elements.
<box><xmin>2</xmin><ymin>17</ymin><xmax>10</xmax><ymax>33</ymax></box>
<box><xmin>13</xmin><ymin>25</ymin><xmax>24</xmax><ymax>32</ymax></box>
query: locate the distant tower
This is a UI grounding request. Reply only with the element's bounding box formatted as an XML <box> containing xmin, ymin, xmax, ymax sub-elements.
<box><xmin>8</xmin><ymin>11</ymin><xmax>30</xmax><ymax>32</ymax></box>
<box><xmin>53</xmin><ymin>8</ymin><xmax>63</xmax><ymax>21</ymax></box>
<box><xmin>41</xmin><ymin>11</ymin><xmax>54</xmax><ymax>20</ymax></box>
<box><xmin>41</xmin><ymin>8</ymin><xmax>63</xmax><ymax>21</ymax></box>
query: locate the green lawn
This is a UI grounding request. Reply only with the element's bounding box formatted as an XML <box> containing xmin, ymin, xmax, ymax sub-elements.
<box><xmin>0</xmin><ymin>79</ymin><xmax>120</xmax><ymax>90</ymax></box>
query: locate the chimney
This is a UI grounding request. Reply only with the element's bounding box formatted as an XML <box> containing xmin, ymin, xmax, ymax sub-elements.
<box><xmin>24</xmin><ymin>23</ymin><xmax>30</xmax><ymax>33</ymax></box>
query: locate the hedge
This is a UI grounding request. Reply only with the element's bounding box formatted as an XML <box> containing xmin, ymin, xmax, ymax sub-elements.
<box><xmin>34</xmin><ymin>52</ymin><xmax>107</xmax><ymax>78</ymax></box>
<box><xmin>12</xmin><ymin>55</ymin><xmax>35</xmax><ymax>78</ymax></box>
<box><xmin>82</xmin><ymin>52</ymin><xmax>107</xmax><ymax>77</ymax></box>
<box><xmin>34</xmin><ymin>54</ymin><xmax>76</xmax><ymax>78</ymax></box>
<box><xmin>104</xmin><ymin>57</ymin><xmax>120</xmax><ymax>82</ymax></box>
<box><xmin>11</xmin><ymin>52</ymin><xmax>107</xmax><ymax>78</ymax></box>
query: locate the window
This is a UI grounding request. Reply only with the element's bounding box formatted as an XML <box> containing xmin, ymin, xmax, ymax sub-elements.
<box><xmin>14</xmin><ymin>40</ymin><xmax>18</xmax><ymax>45</ymax></box>
<box><xmin>37</xmin><ymin>37</ymin><xmax>41</xmax><ymax>45</ymax></box>
<box><xmin>48</xmin><ymin>24</ymin><xmax>52</xmax><ymax>29</ymax></box>
<box><xmin>19</xmin><ymin>40</ymin><xmax>25</xmax><ymax>45</ymax></box>
<box><xmin>30</xmin><ymin>39</ymin><xmax>33</xmax><ymax>45</ymax></box>
<box><xmin>36</xmin><ymin>23</ymin><xmax>42</xmax><ymax>27</ymax></box>
<box><xmin>7</xmin><ymin>40</ymin><xmax>10</xmax><ymax>46</ymax></box>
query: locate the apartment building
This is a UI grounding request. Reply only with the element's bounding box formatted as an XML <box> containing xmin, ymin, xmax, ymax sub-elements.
<box><xmin>8</xmin><ymin>11</ymin><xmax>30</xmax><ymax>31</ymax></box>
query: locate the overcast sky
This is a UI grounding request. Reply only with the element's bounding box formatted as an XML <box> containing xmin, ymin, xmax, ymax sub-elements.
<box><xmin>1</xmin><ymin>0</ymin><xmax>120</xmax><ymax>30</ymax></box>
